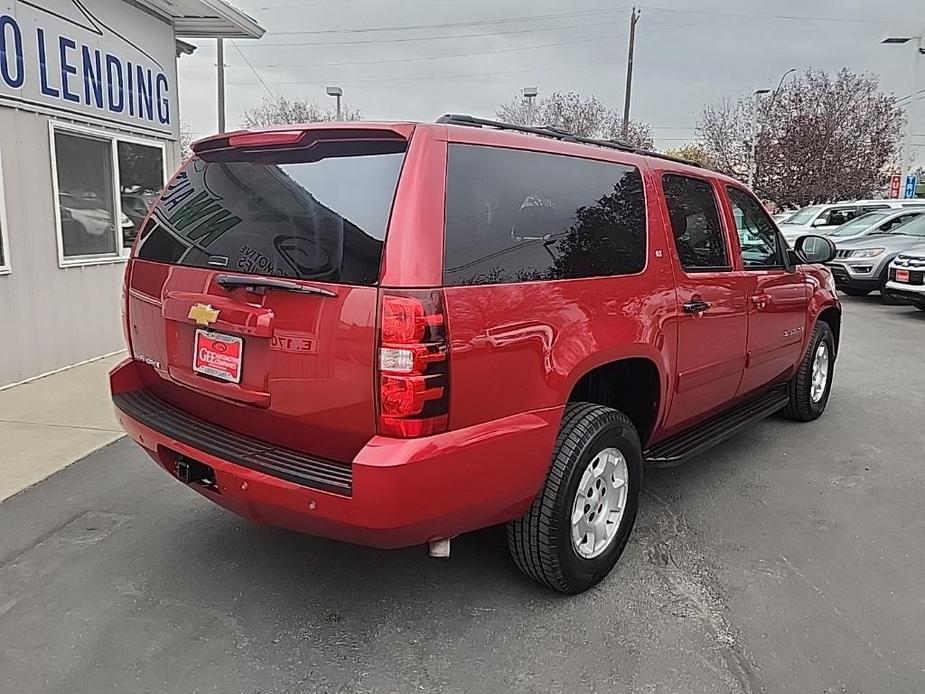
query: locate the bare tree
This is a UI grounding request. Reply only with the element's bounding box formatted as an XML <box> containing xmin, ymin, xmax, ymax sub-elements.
<box><xmin>697</xmin><ymin>69</ymin><xmax>904</xmax><ymax>207</ymax></box>
<box><xmin>496</xmin><ymin>91</ymin><xmax>653</xmax><ymax>148</ymax></box>
<box><xmin>179</xmin><ymin>122</ymin><xmax>194</xmax><ymax>158</ymax></box>
<box><xmin>242</xmin><ymin>95</ymin><xmax>362</xmax><ymax>128</ymax></box>
<box><xmin>661</xmin><ymin>144</ymin><xmax>717</xmax><ymax>169</ymax></box>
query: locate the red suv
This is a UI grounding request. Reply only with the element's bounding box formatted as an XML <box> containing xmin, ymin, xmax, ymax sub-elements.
<box><xmin>110</xmin><ymin>116</ymin><xmax>841</xmax><ymax>593</ymax></box>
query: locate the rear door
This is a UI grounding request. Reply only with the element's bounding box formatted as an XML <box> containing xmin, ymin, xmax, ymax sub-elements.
<box><xmin>660</xmin><ymin>173</ymin><xmax>748</xmax><ymax>433</ymax></box>
<box><xmin>126</xmin><ymin>127</ymin><xmax>411</xmax><ymax>462</ymax></box>
<box><xmin>723</xmin><ymin>185</ymin><xmax>808</xmax><ymax>397</ymax></box>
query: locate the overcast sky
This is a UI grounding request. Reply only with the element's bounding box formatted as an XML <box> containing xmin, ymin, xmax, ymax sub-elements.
<box><xmin>178</xmin><ymin>0</ymin><xmax>925</xmax><ymax>155</ymax></box>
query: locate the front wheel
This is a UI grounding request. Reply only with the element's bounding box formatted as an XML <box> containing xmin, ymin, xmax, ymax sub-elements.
<box><xmin>782</xmin><ymin>321</ymin><xmax>835</xmax><ymax>421</ymax></box>
<box><xmin>840</xmin><ymin>287</ymin><xmax>869</xmax><ymax>297</ymax></box>
<box><xmin>507</xmin><ymin>403</ymin><xmax>643</xmax><ymax>594</ymax></box>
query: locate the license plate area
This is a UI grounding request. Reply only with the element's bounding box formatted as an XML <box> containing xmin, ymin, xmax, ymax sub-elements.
<box><xmin>895</xmin><ymin>269</ymin><xmax>910</xmax><ymax>283</ymax></box>
<box><xmin>193</xmin><ymin>329</ymin><xmax>243</xmax><ymax>383</ymax></box>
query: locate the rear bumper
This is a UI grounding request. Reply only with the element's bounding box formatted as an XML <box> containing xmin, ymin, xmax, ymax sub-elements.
<box><xmin>110</xmin><ymin>358</ymin><xmax>560</xmax><ymax>549</ymax></box>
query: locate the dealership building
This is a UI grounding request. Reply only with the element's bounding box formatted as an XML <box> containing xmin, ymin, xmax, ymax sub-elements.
<box><xmin>0</xmin><ymin>0</ymin><xmax>263</xmax><ymax>386</ymax></box>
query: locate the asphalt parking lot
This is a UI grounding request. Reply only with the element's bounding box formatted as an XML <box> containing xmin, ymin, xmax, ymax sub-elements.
<box><xmin>1</xmin><ymin>297</ymin><xmax>923</xmax><ymax>694</ymax></box>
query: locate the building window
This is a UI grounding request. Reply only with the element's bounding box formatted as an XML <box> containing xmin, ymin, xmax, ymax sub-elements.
<box><xmin>118</xmin><ymin>142</ymin><xmax>165</xmax><ymax>248</ymax></box>
<box><xmin>0</xmin><ymin>148</ymin><xmax>10</xmax><ymax>275</ymax></box>
<box><xmin>51</xmin><ymin>123</ymin><xmax>166</xmax><ymax>267</ymax></box>
<box><xmin>54</xmin><ymin>130</ymin><xmax>119</xmax><ymax>260</ymax></box>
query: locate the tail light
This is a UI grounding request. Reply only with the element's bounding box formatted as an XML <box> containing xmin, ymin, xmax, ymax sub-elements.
<box><xmin>377</xmin><ymin>290</ymin><xmax>449</xmax><ymax>437</ymax></box>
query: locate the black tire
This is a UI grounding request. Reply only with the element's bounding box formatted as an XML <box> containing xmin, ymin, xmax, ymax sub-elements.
<box><xmin>880</xmin><ymin>275</ymin><xmax>901</xmax><ymax>305</ymax></box>
<box><xmin>507</xmin><ymin>403</ymin><xmax>643</xmax><ymax>594</ymax></box>
<box><xmin>782</xmin><ymin>321</ymin><xmax>835</xmax><ymax>421</ymax></box>
<box><xmin>916</xmin><ymin>304</ymin><xmax>925</xmax><ymax>312</ymax></box>
<box><xmin>840</xmin><ymin>288</ymin><xmax>869</xmax><ymax>297</ymax></box>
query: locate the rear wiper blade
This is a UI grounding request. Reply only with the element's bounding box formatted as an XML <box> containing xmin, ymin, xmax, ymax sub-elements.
<box><xmin>216</xmin><ymin>274</ymin><xmax>337</xmax><ymax>297</ymax></box>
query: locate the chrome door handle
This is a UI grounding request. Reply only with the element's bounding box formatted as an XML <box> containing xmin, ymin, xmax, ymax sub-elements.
<box><xmin>683</xmin><ymin>300</ymin><xmax>711</xmax><ymax>314</ymax></box>
<box><xmin>751</xmin><ymin>294</ymin><xmax>771</xmax><ymax>310</ymax></box>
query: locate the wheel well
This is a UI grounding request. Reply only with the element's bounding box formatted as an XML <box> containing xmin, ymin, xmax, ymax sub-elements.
<box><xmin>568</xmin><ymin>358</ymin><xmax>660</xmax><ymax>446</ymax></box>
<box><xmin>818</xmin><ymin>306</ymin><xmax>841</xmax><ymax>355</ymax></box>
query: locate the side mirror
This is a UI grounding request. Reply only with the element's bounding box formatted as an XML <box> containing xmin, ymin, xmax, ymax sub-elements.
<box><xmin>811</xmin><ymin>217</ymin><xmax>829</xmax><ymax>227</ymax></box>
<box><xmin>793</xmin><ymin>234</ymin><xmax>837</xmax><ymax>264</ymax></box>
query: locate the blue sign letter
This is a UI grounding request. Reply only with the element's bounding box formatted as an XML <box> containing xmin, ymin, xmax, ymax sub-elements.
<box><xmin>105</xmin><ymin>53</ymin><xmax>123</xmax><ymax>112</ymax></box>
<box><xmin>135</xmin><ymin>64</ymin><xmax>153</xmax><ymax>121</ymax></box>
<box><xmin>0</xmin><ymin>15</ymin><xmax>24</xmax><ymax>89</ymax></box>
<box><xmin>58</xmin><ymin>36</ymin><xmax>79</xmax><ymax>103</ymax></box>
<box><xmin>155</xmin><ymin>72</ymin><xmax>169</xmax><ymax>124</ymax></box>
<box><xmin>37</xmin><ymin>28</ymin><xmax>59</xmax><ymax>98</ymax></box>
<box><xmin>82</xmin><ymin>45</ymin><xmax>103</xmax><ymax>108</ymax></box>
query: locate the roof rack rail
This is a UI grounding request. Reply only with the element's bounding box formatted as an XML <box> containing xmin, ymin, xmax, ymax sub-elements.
<box><xmin>435</xmin><ymin>113</ymin><xmax>702</xmax><ymax>169</ymax></box>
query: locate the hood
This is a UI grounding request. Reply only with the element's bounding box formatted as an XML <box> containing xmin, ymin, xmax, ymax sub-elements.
<box><xmin>833</xmin><ymin>233</ymin><xmax>925</xmax><ymax>252</ymax></box>
<box><xmin>895</xmin><ymin>242</ymin><xmax>925</xmax><ymax>260</ymax></box>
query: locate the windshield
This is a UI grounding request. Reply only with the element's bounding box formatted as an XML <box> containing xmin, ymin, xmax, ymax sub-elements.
<box><xmin>781</xmin><ymin>205</ymin><xmax>822</xmax><ymax>225</ymax></box>
<box><xmin>882</xmin><ymin>215</ymin><xmax>925</xmax><ymax>237</ymax></box>
<box><xmin>828</xmin><ymin>212</ymin><xmax>890</xmax><ymax>237</ymax></box>
<box><xmin>134</xmin><ymin>139</ymin><xmax>407</xmax><ymax>285</ymax></box>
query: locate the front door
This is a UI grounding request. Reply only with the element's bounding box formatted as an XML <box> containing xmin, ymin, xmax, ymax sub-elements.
<box><xmin>660</xmin><ymin>173</ymin><xmax>748</xmax><ymax>434</ymax></box>
<box><xmin>724</xmin><ymin>185</ymin><xmax>809</xmax><ymax>397</ymax></box>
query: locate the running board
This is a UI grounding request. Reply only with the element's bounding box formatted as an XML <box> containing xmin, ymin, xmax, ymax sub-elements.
<box><xmin>644</xmin><ymin>388</ymin><xmax>789</xmax><ymax>468</ymax></box>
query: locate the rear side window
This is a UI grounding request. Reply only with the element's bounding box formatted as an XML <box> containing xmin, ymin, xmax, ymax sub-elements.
<box><xmin>662</xmin><ymin>174</ymin><xmax>729</xmax><ymax>271</ymax></box>
<box><xmin>443</xmin><ymin>145</ymin><xmax>646</xmax><ymax>286</ymax></box>
<box><xmin>135</xmin><ymin>140</ymin><xmax>406</xmax><ymax>285</ymax></box>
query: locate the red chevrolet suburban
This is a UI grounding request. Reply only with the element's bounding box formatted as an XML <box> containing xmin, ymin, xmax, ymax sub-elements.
<box><xmin>110</xmin><ymin>116</ymin><xmax>841</xmax><ymax>593</ymax></box>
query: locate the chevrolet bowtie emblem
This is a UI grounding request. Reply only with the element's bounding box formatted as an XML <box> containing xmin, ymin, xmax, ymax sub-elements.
<box><xmin>188</xmin><ymin>303</ymin><xmax>220</xmax><ymax>326</ymax></box>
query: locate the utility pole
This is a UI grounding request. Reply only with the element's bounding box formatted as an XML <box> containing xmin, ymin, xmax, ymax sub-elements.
<box><xmin>216</xmin><ymin>38</ymin><xmax>226</xmax><ymax>133</ymax></box>
<box><xmin>621</xmin><ymin>7</ymin><xmax>641</xmax><ymax>140</ymax></box>
<box><xmin>748</xmin><ymin>88</ymin><xmax>770</xmax><ymax>189</ymax></box>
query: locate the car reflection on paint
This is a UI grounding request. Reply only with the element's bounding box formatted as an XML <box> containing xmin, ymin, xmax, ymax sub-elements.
<box><xmin>59</xmin><ymin>190</ymin><xmax>134</xmax><ymax>254</ymax></box>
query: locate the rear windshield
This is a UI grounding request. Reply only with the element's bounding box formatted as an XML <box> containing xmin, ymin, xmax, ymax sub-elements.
<box><xmin>135</xmin><ymin>139</ymin><xmax>406</xmax><ymax>285</ymax></box>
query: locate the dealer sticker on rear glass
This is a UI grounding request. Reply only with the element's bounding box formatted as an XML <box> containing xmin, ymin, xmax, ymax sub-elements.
<box><xmin>193</xmin><ymin>329</ymin><xmax>243</xmax><ymax>383</ymax></box>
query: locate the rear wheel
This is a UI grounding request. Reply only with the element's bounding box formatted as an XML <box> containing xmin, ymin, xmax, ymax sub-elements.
<box><xmin>507</xmin><ymin>403</ymin><xmax>642</xmax><ymax>594</ymax></box>
<box><xmin>782</xmin><ymin>321</ymin><xmax>835</xmax><ymax>421</ymax></box>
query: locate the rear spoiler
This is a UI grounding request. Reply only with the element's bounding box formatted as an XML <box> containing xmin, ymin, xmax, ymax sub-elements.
<box><xmin>192</xmin><ymin>124</ymin><xmax>414</xmax><ymax>154</ymax></box>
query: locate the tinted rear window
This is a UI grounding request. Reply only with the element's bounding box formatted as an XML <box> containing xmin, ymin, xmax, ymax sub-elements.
<box><xmin>135</xmin><ymin>140</ymin><xmax>406</xmax><ymax>285</ymax></box>
<box><xmin>443</xmin><ymin>144</ymin><xmax>646</xmax><ymax>286</ymax></box>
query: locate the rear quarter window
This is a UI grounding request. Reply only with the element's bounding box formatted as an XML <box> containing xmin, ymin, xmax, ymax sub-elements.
<box><xmin>135</xmin><ymin>140</ymin><xmax>406</xmax><ymax>286</ymax></box>
<box><xmin>443</xmin><ymin>144</ymin><xmax>647</xmax><ymax>286</ymax></box>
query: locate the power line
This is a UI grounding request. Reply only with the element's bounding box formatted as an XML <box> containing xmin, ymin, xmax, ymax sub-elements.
<box><xmin>240</xmin><ymin>19</ymin><xmax>623</xmax><ymax>48</ymax></box>
<box><xmin>248</xmin><ymin>34</ymin><xmax>616</xmax><ymax>68</ymax></box>
<box><xmin>268</xmin><ymin>7</ymin><xmax>625</xmax><ymax>36</ymax></box>
<box><xmin>640</xmin><ymin>5</ymin><xmax>918</xmax><ymax>25</ymax></box>
<box><xmin>226</xmin><ymin>59</ymin><xmax>613</xmax><ymax>86</ymax></box>
<box><xmin>229</xmin><ymin>41</ymin><xmax>275</xmax><ymax>100</ymax></box>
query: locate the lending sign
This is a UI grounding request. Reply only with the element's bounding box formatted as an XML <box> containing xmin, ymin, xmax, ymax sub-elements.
<box><xmin>0</xmin><ymin>0</ymin><xmax>178</xmax><ymax>137</ymax></box>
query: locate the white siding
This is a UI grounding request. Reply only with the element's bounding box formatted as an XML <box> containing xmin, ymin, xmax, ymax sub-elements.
<box><xmin>0</xmin><ymin>107</ymin><xmax>180</xmax><ymax>386</ymax></box>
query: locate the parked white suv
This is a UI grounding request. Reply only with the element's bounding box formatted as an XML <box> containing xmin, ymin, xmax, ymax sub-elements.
<box><xmin>884</xmin><ymin>246</ymin><xmax>925</xmax><ymax>310</ymax></box>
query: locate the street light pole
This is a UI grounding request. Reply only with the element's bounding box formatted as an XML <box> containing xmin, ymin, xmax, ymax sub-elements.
<box><xmin>907</xmin><ymin>37</ymin><xmax>922</xmax><ymax>173</ymax></box>
<box><xmin>523</xmin><ymin>87</ymin><xmax>538</xmax><ymax>126</ymax></box>
<box><xmin>326</xmin><ymin>86</ymin><xmax>343</xmax><ymax>120</ymax></box>
<box><xmin>748</xmin><ymin>88</ymin><xmax>770</xmax><ymax>189</ymax></box>
<box><xmin>216</xmin><ymin>38</ymin><xmax>226</xmax><ymax>133</ymax></box>
<box><xmin>882</xmin><ymin>34</ymin><xmax>925</xmax><ymax>173</ymax></box>
<box><xmin>621</xmin><ymin>7</ymin><xmax>641</xmax><ymax>140</ymax></box>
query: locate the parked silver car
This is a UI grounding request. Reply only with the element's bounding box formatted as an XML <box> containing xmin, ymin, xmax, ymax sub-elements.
<box><xmin>826</xmin><ymin>209</ymin><xmax>925</xmax><ymax>243</ymax></box>
<box><xmin>827</xmin><ymin>214</ymin><xmax>925</xmax><ymax>299</ymax></box>
<box><xmin>884</xmin><ymin>246</ymin><xmax>925</xmax><ymax>310</ymax></box>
